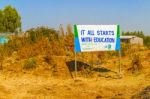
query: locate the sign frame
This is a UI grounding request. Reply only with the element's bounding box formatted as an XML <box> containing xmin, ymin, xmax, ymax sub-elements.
<box><xmin>73</xmin><ymin>25</ymin><xmax>122</xmax><ymax>78</ymax></box>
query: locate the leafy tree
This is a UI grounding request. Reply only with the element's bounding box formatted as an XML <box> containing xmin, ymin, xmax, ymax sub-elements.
<box><xmin>0</xmin><ymin>9</ymin><xmax>4</xmax><ymax>32</ymax></box>
<box><xmin>3</xmin><ymin>5</ymin><xmax>21</xmax><ymax>32</ymax></box>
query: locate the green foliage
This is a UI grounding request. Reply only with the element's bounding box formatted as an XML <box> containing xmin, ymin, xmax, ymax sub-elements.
<box><xmin>122</xmin><ymin>31</ymin><xmax>144</xmax><ymax>38</ymax></box>
<box><xmin>23</xmin><ymin>57</ymin><xmax>37</xmax><ymax>69</ymax></box>
<box><xmin>0</xmin><ymin>5</ymin><xmax>21</xmax><ymax>33</ymax></box>
<box><xmin>0</xmin><ymin>10</ymin><xmax>5</xmax><ymax>32</ymax></box>
<box><xmin>144</xmin><ymin>36</ymin><xmax>150</xmax><ymax>49</ymax></box>
<box><xmin>27</xmin><ymin>27</ymin><xmax>59</xmax><ymax>43</ymax></box>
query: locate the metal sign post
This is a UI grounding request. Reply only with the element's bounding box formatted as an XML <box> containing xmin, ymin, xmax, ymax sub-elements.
<box><xmin>119</xmin><ymin>49</ymin><xmax>122</xmax><ymax>75</ymax></box>
<box><xmin>118</xmin><ymin>28</ymin><xmax>122</xmax><ymax>78</ymax></box>
<box><xmin>75</xmin><ymin>52</ymin><xmax>77</xmax><ymax>77</ymax></box>
<box><xmin>91</xmin><ymin>52</ymin><xmax>93</xmax><ymax>70</ymax></box>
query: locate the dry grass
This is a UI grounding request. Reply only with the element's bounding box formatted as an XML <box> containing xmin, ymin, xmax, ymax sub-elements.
<box><xmin>0</xmin><ymin>30</ymin><xmax>150</xmax><ymax>99</ymax></box>
<box><xmin>0</xmin><ymin>49</ymin><xmax>149</xmax><ymax>99</ymax></box>
<box><xmin>0</xmin><ymin>72</ymin><xmax>150</xmax><ymax>99</ymax></box>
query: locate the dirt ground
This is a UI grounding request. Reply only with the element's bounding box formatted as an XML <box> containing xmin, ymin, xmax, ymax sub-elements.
<box><xmin>0</xmin><ymin>70</ymin><xmax>150</xmax><ymax>99</ymax></box>
<box><xmin>0</xmin><ymin>49</ymin><xmax>149</xmax><ymax>99</ymax></box>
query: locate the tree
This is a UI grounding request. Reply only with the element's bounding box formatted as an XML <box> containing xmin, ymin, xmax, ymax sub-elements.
<box><xmin>0</xmin><ymin>9</ymin><xmax>4</xmax><ymax>32</ymax></box>
<box><xmin>3</xmin><ymin>5</ymin><xmax>21</xmax><ymax>32</ymax></box>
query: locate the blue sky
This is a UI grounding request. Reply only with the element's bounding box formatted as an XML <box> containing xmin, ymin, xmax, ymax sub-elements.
<box><xmin>0</xmin><ymin>0</ymin><xmax>150</xmax><ymax>35</ymax></box>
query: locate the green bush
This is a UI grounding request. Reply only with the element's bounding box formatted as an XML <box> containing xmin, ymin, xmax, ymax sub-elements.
<box><xmin>23</xmin><ymin>57</ymin><xmax>37</xmax><ymax>69</ymax></box>
<box><xmin>26</xmin><ymin>27</ymin><xmax>59</xmax><ymax>43</ymax></box>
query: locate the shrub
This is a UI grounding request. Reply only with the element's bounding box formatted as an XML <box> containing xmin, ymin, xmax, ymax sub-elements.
<box><xmin>23</xmin><ymin>57</ymin><xmax>37</xmax><ymax>70</ymax></box>
<box><xmin>26</xmin><ymin>26</ymin><xmax>59</xmax><ymax>43</ymax></box>
<box><xmin>18</xmin><ymin>37</ymin><xmax>51</xmax><ymax>58</ymax></box>
<box><xmin>128</xmin><ymin>54</ymin><xmax>143</xmax><ymax>73</ymax></box>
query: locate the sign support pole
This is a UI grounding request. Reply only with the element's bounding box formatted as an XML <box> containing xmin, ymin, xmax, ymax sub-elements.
<box><xmin>75</xmin><ymin>52</ymin><xmax>77</xmax><ymax>77</ymax></box>
<box><xmin>118</xmin><ymin>27</ymin><xmax>122</xmax><ymax>78</ymax></box>
<box><xmin>92</xmin><ymin>52</ymin><xmax>93</xmax><ymax>70</ymax></box>
<box><xmin>119</xmin><ymin>49</ymin><xmax>122</xmax><ymax>75</ymax></box>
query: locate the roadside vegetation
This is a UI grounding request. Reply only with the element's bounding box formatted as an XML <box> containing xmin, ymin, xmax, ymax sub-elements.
<box><xmin>0</xmin><ymin>5</ymin><xmax>150</xmax><ymax>99</ymax></box>
<box><xmin>0</xmin><ymin>5</ymin><xmax>149</xmax><ymax>77</ymax></box>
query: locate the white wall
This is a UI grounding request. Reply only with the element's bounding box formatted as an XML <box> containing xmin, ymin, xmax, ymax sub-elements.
<box><xmin>130</xmin><ymin>37</ymin><xmax>143</xmax><ymax>45</ymax></box>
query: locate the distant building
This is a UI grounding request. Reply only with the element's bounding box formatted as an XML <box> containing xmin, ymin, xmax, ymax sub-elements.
<box><xmin>120</xmin><ymin>36</ymin><xmax>143</xmax><ymax>45</ymax></box>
